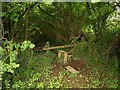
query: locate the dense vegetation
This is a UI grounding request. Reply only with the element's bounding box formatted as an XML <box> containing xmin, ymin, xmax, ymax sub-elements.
<box><xmin>0</xmin><ymin>2</ymin><xmax>120</xmax><ymax>89</ymax></box>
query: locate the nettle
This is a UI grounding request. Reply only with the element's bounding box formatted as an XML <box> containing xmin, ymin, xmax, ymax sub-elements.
<box><xmin>0</xmin><ymin>39</ymin><xmax>35</xmax><ymax>76</ymax></box>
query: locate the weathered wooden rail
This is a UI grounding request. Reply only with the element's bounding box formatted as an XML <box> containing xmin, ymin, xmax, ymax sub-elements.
<box><xmin>42</xmin><ymin>44</ymin><xmax>78</xmax><ymax>50</ymax></box>
<box><xmin>41</xmin><ymin>42</ymin><xmax>79</xmax><ymax>64</ymax></box>
<box><xmin>41</xmin><ymin>42</ymin><xmax>79</xmax><ymax>73</ymax></box>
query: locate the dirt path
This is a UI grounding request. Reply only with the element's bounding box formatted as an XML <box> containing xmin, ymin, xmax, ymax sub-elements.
<box><xmin>51</xmin><ymin>60</ymin><xmax>91</xmax><ymax>88</ymax></box>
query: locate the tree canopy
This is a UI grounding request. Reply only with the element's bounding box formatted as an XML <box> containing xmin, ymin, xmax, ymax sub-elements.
<box><xmin>2</xmin><ymin>2</ymin><xmax>119</xmax><ymax>44</ymax></box>
<box><xmin>1</xmin><ymin>2</ymin><xmax>120</xmax><ymax>89</ymax></box>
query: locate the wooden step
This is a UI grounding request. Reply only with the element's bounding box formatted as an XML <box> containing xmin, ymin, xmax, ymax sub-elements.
<box><xmin>65</xmin><ymin>66</ymin><xmax>79</xmax><ymax>74</ymax></box>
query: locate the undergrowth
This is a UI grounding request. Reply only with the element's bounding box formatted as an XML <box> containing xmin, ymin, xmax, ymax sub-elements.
<box><xmin>2</xmin><ymin>39</ymin><xmax>119</xmax><ymax>89</ymax></box>
<box><xmin>2</xmin><ymin>50</ymin><xmax>66</xmax><ymax>89</ymax></box>
<box><xmin>73</xmin><ymin>40</ymin><xmax>119</xmax><ymax>88</ymax></box>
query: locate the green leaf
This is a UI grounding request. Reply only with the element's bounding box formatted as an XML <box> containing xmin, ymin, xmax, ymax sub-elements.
<box><xmin>15</xmin><ymin>43</ymin><xmax>20</xmax><ymax>49</ymax></box>
<box><xmin>29</xmin><ymin>44</ymin><xmax>35</xmax><ymax>49</ymax></box>
<box><xmin>91</xmin><ymin>0</ymin><xmax>101</xmax><ymax>3</ymax></box>
<box><xmin>8</xmin><ymin>68</ymin><xmax>14</xmax><ymax>73</ymax></box>
<box><xmin>43</xmin><ymin>0</ymin><xmax>53</xmax><ymax>4</ymax></box>
<box><xmin>0</xmin><ymin>12</ymin><xmax>6</xmax><ymax>17</ymax></box>
<box><xmin>10</xmin><ymin>63</ymin><xmax>20</xmax><ymax>68</ymax></box>
<box><xmin>14</xmin><ymin>17</ymin><xmax>18</xmax><ymax>22</ymax></box>
<box><xmin>0</xmin><ymin>47</ymin><xmax>4</xmax><ymax>55</ymax></box>
<box><xmin>0</xmin><ymin>61</ymin><xmax>3</xmax><ymax>71</ymax></box>
<box><xmin>16</xmin><ymin>64</ymin><xmax>20</xmax><ymax>68</ymax></box>
<box><xmin>4</xmin><ymin>31</ymin><xmax>9</xmax><ymax>34</ymax></box>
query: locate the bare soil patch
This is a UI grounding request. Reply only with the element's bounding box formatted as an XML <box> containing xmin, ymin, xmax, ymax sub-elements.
<box><xmin>51</xmin><ymin>60</ymin><xmax>90</xmax><ymax>88</ymax></box>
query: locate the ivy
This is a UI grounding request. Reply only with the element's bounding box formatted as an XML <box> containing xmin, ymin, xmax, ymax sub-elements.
<box><xmin>0</xmin><ymin>39</ymin><xmax>35</xmax><ymax>74</ymax></box>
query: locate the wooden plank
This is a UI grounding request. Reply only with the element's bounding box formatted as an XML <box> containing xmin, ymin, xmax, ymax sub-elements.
<box><xmin>42</xmin><ymin>44</ymin><xmax>78</xmax><ymax>50</ymax></box>
<box><xmin>58</xmin><ymin>50</ymin><xmax>67</xmax><ymax>58</ymax></box>
<box><xmin>58</xmin><ymin>50</ymin><xmax>68</xmax><ymax>64</ymax></box>
<box><xmin>65</xmin><ymin>66</ymin><xmax>79</xmax><ymax>74</ymax></box>
<box><xmin>58</xmin><ymin>50</ymin><xmax>67</xmax><ymax>53</ymax></box>
<box><xmin>46</xmin><ymin>42</ymin><xmax>50</xmax><ymax>53</ymax></box>
<box><xmin>64</xmin><ymin>52</ymin><xmax>68</xmax><ymax>64</ymax></box>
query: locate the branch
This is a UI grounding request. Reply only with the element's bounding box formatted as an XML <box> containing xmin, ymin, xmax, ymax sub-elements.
<box><xmin>37</xmin><ymin>5</ymin><xmax>62</xmax><ymax>24</ymax></box>
<box><xmin>86</xmin><ymin>2</ymin><xmax>91</xmax><ymax>15</ymax></box>
<box><xmin>115</xmin><ymin>2</ymin><xmax>120</xmax><ymax>8</ymax></box>
<box><xmin>18</xmin><ymin>2</ymin><xmax>38</xmax><ymax>20</ymax></box>
<box><xmin>91</xmin><ymin>3</ymin><xmax>96</xmax><ymax>12</ymax></box>
<box><xmin>13</xmin><ymin>3</ymin><xmax>38</xmax><ymax>39</ymax></box>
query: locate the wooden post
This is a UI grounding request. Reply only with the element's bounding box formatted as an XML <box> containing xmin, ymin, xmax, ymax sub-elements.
<box><xmin>58</xmin><ymin>50</ymin><xmax>68</xmax><ymax>64</ymax></box>
<box><xmin>68</xmin><ymin>55</ymin><xmax>72</xmax><ymax>60</ymax></box>
<box><xmin>46</xmin><ymin>42</ymin><xmax>50</xmax><ymax>53</ymax></box>
<box><xmin>58</xmin><ymin>50</ymin><xmax>62</xmax><ymax>58</ymax></box>
<box><xmin>64</xmin><ymin>52</ymin><xmax>68</xmax><ymax>64</ymax></box>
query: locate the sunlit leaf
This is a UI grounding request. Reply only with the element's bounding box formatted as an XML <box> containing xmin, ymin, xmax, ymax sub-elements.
<box><xmin>29</xmin><ymin>44</ymin><xmax>35</xmax><ymax>49</ymax></box>
<box><xmin>91</xmin><ymin>0</ymin><xmax>101</xmax><ymax>3</ymax></box>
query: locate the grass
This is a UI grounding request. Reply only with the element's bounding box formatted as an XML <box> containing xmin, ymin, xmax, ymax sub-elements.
<box><xmin>2</xmin><ymin>44</ymin><xmax>119</xmax><ymax>89</ymax></box>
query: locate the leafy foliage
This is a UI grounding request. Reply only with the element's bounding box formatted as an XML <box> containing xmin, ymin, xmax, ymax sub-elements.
<box><xmin>1</xmin><ymin>39</ymin><xmax>35</xmax><ymax>88</ymax></box>
<box><xmin>1</xmin><ymin>2</ymin><xmax>120</xmax><ymax>89</ymax></box>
